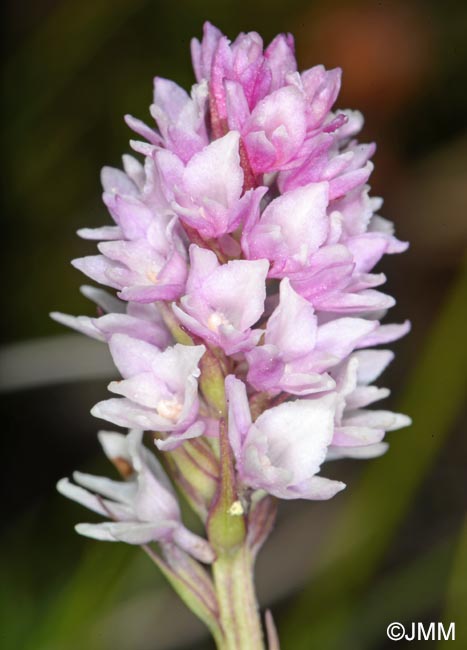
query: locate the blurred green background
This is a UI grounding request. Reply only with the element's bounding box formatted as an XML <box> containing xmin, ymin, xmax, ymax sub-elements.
<box><xmin>1</xmin><ymin>1</ymin><xmax>466</xmax><ymax>649</ymax></box>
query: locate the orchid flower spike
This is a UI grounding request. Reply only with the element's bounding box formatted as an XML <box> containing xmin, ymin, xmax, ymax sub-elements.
<box><xmin>54</xmin><ymin>20</ymin><xmax>411</xmax><ymax>649</ymax></box>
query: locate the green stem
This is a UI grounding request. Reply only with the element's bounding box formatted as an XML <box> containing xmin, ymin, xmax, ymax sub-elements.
<box><xmin>213</xmin><ymin>544</ymin><xmax>265</xmax><ymax>650</ymax></box>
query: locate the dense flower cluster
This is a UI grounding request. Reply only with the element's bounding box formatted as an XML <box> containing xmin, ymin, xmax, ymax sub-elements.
<box><xmin>55</xmin><ymin>23</ymin><xmax>410</xmax><ymax>558</ymax></box>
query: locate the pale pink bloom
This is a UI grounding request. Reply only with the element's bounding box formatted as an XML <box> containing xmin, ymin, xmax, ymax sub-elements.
<box><xmin>226</xmin><ymin>375</ymin><xmax>345</xmax><ymax>500</ymax></box>
<box><xmin>246</xmin><ymin>279</ymin><xmax>377</xmax><ymax>395</ymax></box>
<box><xmin>156</xmin><ymin>131</ymin><xmax>266</xmax><ymax>239</ymax></box>
<box><xmin>326</xmin><ymin>350</ymin><xmax>411</xmax><ymax>460</ymax></box>
<box><xmin>92</xmin><ymin>335</ymin><xmax>206</xmax><ymax>450</ymax></box>
<box><xmin>173</xmin><ymin>246</ymin><xmax>269</xmax><ymax>354</ymax></box>
<box><xmin>58</xmin><ymin>429</ymin><xmax>214</xmax><ymax>561</ymax></box>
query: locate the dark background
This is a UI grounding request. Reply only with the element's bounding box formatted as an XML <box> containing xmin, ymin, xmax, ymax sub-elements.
<box><xmin>1</xmin><ymin>1</ymin><xmax>466</xmax><ymax>649</ymax></box>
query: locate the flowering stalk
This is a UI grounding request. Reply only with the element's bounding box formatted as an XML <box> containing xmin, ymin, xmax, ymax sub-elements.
<box><xmin>208</xmin><ymin>422</ymin><xmax>264</xmax><ymax>649</ymax></box>
<box><xmin>212</xmin><ymin>546</ymin><xmax>264</xmax><ymax>650</ymax></box>
<box><xmin>53</xmin><ymin>22</ymin><xmax>411</xmax><ymax>648</ymax></box>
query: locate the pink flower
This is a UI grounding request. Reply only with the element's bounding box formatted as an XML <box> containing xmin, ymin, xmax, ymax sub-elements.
<box><xmin>73</xmin><ymin>160</ymin><xmax>189</xmax><ymax>303</ymax></box>
<box><xmin>226</xmin><ymin>375</ymin><xmax>345</xmax><ymax>500</ymax></box>
<box><xmin>327</xmin><ymin>350</ymin><xmax>411</xmax><ymax>460</ymax></box>
<box><xmin>92</xmin><ymin>335</ymin><xmax>206</xmax><ymax>450</ymax></box>
<box><xmin>57</xmin><ymin>429</ymin><xmax>214</xmax><ymax>562</ymax></box>
<box><xmin>246</xmin><ymin>279</ymin><xmax>377</xmax><ymax>395</ymax></box>
<box><xmin>173</xmin><ymin>246</ymin><xmax>269</xmax><ymax>354</ymax></box>
<box><xmin>234</xmin><ymin>85</ymin><xmax>307</xmax><ymax>173</ymax></box>
<box><xmin>156</xmin><ymin>131</ymin><xmax>266</xmax><ymax>239</ymax></box>
<box><xmin>191</xmin><ymin>22</ymin><xmax>296</xmax><ymax>126</ymax></box>
<box><xmin>150</xmin><ymin>78</ymin><xmax>209</xmax><ymax>162</ymax></box>
<box><xmin>51</xmin><ymin>286</ymin><xmax>172</xmax><ymax>349</ymax></box>
<box><xmin>242</xmin><ymin>182</ymin><xmax>330</xmax><ymax>274</ymax></box>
